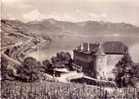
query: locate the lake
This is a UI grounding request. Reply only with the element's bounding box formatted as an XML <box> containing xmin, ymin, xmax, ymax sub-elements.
<box><xmin>28</xmin><ymin>35</ymin><xmax>139</xmax><ymax>63</ymax></box>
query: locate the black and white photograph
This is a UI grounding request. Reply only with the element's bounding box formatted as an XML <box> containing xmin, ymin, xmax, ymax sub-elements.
<box><xmin>1</xmin><ymin>0</ymin><xmax>139</xmax><ymax>99</ymax></box>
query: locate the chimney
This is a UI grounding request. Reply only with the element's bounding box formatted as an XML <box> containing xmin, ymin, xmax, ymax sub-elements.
<box><xmin>87</xmin><ymin>42</ymin><xmax>90</xmax><ymax>51</ymax></box>
<box><xmin>81</xmin><ymin>43</ymin><xmax>84</xmax><ymax>51</ymax></box>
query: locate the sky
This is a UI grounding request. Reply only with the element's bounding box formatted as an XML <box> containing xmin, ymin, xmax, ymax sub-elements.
<box><xmin>1</xmin><ymin>0</ymin><xmax>139</xmax><ymax>26</ymax></box>
<box><xmin>1</xmin><ymin>0</ymin><xmax>139</xmax><ymax>63</ymax></box>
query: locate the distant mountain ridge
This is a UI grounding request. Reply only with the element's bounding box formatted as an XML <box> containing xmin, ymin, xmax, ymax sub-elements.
<box><xmin>1</xmin><ymin>18</ymin><xmax>139</xmax><ymax>49</ymax></box>
<box><xmin>27</xmin><ymin>18</ymin><xmax>139</xmax><ymax>36</ymax></box>
<box><xmin>1</xmin><ymin>19</ymin><xmax>139</xmax><ymax>62</ymax></box>
<box><xmin>2</xmin><ymin>18</ymin><xmax>139</xmax><ymax>38</ymax></box>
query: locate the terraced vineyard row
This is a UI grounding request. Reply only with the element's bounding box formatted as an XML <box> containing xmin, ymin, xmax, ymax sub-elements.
<box><xmin>1</xmin><ymin>80</ymin><xmax>138</xmax><ymax>99</ymax></box>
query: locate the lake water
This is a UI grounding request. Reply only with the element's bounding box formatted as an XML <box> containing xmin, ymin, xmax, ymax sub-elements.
<box><xmin>28</xmin><ymin>35</ymin><xmax>139</xmax><ymax>63</ymax></box>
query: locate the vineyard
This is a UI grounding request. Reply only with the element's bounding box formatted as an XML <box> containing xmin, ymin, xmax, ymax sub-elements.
<box><xmin>1</xmin><ymin>19</ymin><xmax>139</xmax><ymax>99</ymax></box>
<box><xmin>1</xmin><ymin>80</ymin><xmax>138</xmax><ymax>99</ymax></box>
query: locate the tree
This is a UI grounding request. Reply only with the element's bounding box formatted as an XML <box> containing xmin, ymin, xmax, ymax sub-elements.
<box><xmin>64</xmin><ymin>52</ymin><xmax>73</xmax><ymax>70</ymax></box>
<box><xmin>42</xmin><ymin>59</ymin><xmax>52</xmax><ymax>70</ymax></box>
<box><xmin>51</xmin><ymin>56</ymin><xmax>59</xmax><ymax>64</ymax></box>
<box><xmin>17</xmin><ymin>57</ymin><xmax>39</xmax><ymax>82</ymax></box>
<box><xmin>114</xmin><ymin>53</ymin><xmax>136</xmax><ymax>87</ymax></box>
<box><xmin>132</xmin><ymin>63</ymin><xmax>139</xmax><ymax>78</ymax></box>
<box><xmin>1</xmin><ymin>56</ymin><xmax>8</xmax><ymax>80</ymax></box>
<box><xmin>1</xmin><ymin>56</ymin><xmax>8</xmax><ymax>70</ymax></box>
<box><xmin>51</xmin><ymin>52</ymin><xmax>73</xmax><ymax>70</ymax></box>
<box><xmin>1</xmin><ymin>56</ymin><xmax>16</xmax><ymax>80</ymax></box>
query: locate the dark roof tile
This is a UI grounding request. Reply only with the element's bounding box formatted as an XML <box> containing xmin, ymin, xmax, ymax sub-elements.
<box><xmin>75</xmin><ymin>41</ymin><xmax>128</xmax><ymax>54</ymax></box>
<box><xmin>102</xmin><ymin>41</ymin><xmax>128</xmax><ymax>54</ymax></box>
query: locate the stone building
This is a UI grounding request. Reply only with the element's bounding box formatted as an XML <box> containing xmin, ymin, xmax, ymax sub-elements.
<box><xmin>73</xmin><ymin>41</ymin><xmax>128</xmax><ymax>80</ymax></box>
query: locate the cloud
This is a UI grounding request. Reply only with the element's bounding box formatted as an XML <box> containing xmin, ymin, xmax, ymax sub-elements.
<box><xmin>129</xmin><ymin>43</ymin><xmax>139</xmax><ymax>63</ymax></box>
<box><xmin>2</xmin><ymin>0</ymin><xmax>19</xmax><ymax>4</ymax></box>
<box><xmin>23</xmin><ymin>9</ymin><xmax>46</xmax><ymax>22</ymax></box>
<box><xmin>2</xmin><ymin>0</ymin><xmax>25</xmax><ymax>6</ymax></box>
<box><xmin>88</xmin><ymin>13</ymin><xmax>108</xmax><ymax>21</ymax></box>
<box><xmin>2</xmin><ymin>0</ymin><xmax>139</xmax><ymax>26</ymax></box>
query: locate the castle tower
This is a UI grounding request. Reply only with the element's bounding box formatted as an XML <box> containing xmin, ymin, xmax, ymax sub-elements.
<box><xmin>95</xmin><ymin>42</ymin><xmax>107</xmax><ymax>80</ymax></box>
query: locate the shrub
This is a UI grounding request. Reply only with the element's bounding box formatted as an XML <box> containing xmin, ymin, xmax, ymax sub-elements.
<box><xmin>16</xmin><ymin>57</ymin><xmax>39</xmax><ymax>82</ymax></box>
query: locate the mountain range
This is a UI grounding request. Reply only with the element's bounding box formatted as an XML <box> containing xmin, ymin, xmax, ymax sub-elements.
<box><xmin>27</xmin><ymin>18</ymin><xmax>139</xmax><ymax>36</ymax></box>
<box><xmin>2</xmin><ymin>18</ymin><xmax>139</xmax><ymax>37</ymax></box>
<box><xmin>1</xmin><ymin>18</ymin><xmax>139</xmax><ymax>61</ymax></box>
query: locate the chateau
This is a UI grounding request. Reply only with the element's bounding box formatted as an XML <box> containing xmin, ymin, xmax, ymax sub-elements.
<box><xmin>73</xmin><ymin>41</ymin><xmax>128</xmax><ymax>80</ymax></box>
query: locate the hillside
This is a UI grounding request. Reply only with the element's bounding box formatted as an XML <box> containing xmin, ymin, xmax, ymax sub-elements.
<box><xmin>1</xmin><ymin>19</ymin><xmax>51</xmax><ymax>47</ymax></box>
<box><xmin>27</xmin><ymin>19</ymin><xmax>139</xmax><ymax>60</ymax></box>
<box><xmin>27</xmin><ymin>19</ymin><xmax>139</xmax><ymax>49</ymax></box>
<box><xmin>2</xmin><ymin>19</ymin><xmax>139</xmax><ymax>46</ymax></box>
<box><xmin>1</xmin><ymin>19</ymin><xmax>51</xmax><ymax>65</ymax></box>
<box><xmin>28</xmin><ymin>18</ymin><xmax>139</xmax><ymax>36</ymax></box>
<box><xmin>1</xmin><ymin>19</ymin><xmax>139</xmax><ymax>61</ymax></box>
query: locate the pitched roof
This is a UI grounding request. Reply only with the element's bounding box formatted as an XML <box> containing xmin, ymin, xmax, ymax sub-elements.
<box><xmin>102</xmin><ymin>41</ymin><xmax>128</xmax><ymax>54</ymax></box>
<box><xmin>75</xmin><ymin>41</ymin><xmax>128</xmax><ymax>55</ymax></box>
